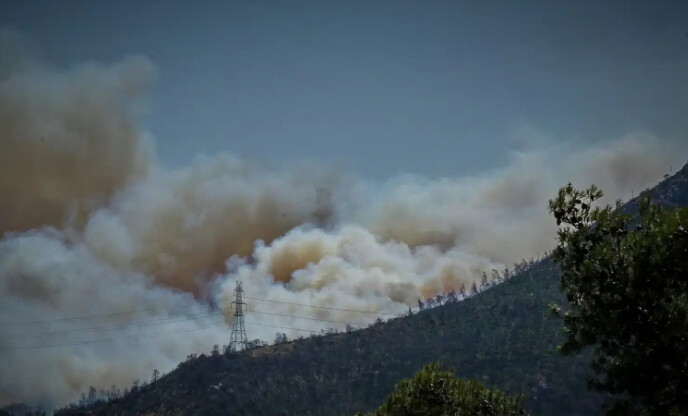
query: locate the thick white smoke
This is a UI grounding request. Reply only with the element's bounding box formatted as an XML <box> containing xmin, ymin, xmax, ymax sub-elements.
<box><xmin>217</xmin><ymin>133</ymin><xmax>683</xmax><ymax>340</ymax></box>
<box><xmin>1</xmin><ymin>31</ymin><xmax>685</xmax><ymax>408</ymax></box>
<box><xmin>0</xmin><ymin>230</ymin><xmax>227</xmax><ymax>406</ymax></box>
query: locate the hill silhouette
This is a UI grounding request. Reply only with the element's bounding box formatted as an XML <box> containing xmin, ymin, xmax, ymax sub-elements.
<box><xmin>56</xmin><ymin>162</ymin><xmax>688</xmax><ymax>416</ymax></box>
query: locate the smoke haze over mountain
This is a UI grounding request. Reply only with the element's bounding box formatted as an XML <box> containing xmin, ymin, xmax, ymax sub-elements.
<box><xmin>0</xmin><ymin>30</ymin><xmax>685</xmax><ymax>408</ymax></box>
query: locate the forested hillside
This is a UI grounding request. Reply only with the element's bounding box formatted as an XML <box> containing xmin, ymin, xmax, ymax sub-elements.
<box><xmin>57</xmin><ymin>162</ymin><xmax>688</xmax><ymax>416</ymax></box>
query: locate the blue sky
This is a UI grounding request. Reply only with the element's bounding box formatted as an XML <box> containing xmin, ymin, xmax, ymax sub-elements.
<box><xmin>2</xmin><ymin>0</ymin><xmax>687</xmax><ymax>178</ymax></box>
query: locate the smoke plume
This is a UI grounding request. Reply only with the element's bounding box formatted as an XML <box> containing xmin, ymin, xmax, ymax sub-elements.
<box><xmin>0</xmin><ymin>31</ymin><xmax>685</xmax><ymax>408</ymax></box>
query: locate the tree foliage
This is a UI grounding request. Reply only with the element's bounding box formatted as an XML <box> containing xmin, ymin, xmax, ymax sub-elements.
<box><xmin>549</xmin><ymin>184</ymin><xmax>688</xmax><ymax>415</ymax></box>
<box><xmin>364</xmin><ymin>362</ymin><xmax>527</xmax><ymax>416</ymax></box>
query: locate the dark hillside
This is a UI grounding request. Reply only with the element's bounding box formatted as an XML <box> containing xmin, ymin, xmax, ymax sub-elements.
<box><xmin>59</xmin><ymin>259</ymin><xmax>598</xmax><ymax>416</ymax></box>
<box><xmin>59</xmin><ymin>162</ymin><xmax>688</xmax><ymax>416</ymax></box>
<box><xmin>622</xmin><ymin>162</ymin><xmax>688</xmax><ymax>214</ymax></box>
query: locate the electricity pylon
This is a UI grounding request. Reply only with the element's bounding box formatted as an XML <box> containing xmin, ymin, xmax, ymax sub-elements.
<box><xmin>229</xmin><ymin>281</ymin><xmax>248</xmax><ymax>351</ymax></box>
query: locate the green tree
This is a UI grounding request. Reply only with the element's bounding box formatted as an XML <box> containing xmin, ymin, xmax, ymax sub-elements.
<box><xmin>362</xmin><ymin>362</ymin><xmax>526</xmax><ymax>416</ymax></box>
<box><xmin>274</xmin><ymin>332</ymin><xmax>288</xmax><ymax>344</ymax></box>
<box><xmin>549</xmin><ymin>184</ymin><xmax>688</xmax><ymax>415</ymax></box>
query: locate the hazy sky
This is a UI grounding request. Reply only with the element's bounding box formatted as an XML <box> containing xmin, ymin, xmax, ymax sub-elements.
<box><xmin>2</xmin><ymin>0</ymin><xmax>687</xmax><ymax>178</ymax></box>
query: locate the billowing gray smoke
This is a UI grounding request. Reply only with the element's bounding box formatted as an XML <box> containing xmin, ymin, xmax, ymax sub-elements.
<box><xmin>0</xmin><ymin>30</ymin><xmax>684</xmax><ymax>408</ymax></box>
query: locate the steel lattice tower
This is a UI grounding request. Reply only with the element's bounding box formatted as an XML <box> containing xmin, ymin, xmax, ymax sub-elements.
<box><xmin>229</xmin><ymin>281</ymin><xmax>248</xmax><ymax>351</ymax></box>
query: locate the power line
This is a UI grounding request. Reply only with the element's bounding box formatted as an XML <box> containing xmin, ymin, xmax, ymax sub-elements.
<box><xmin>0</xmin><ymin>320</ymin><xmax>325</xmax><ymax>352</ymax></box>
<box><xmin>0</xmin><ymin>296</ymin><xmax>395</xmax><ymax>327</ymax></box>
<box><xmin>0</xmin><ymin>322</ymin><xmax>227</xmax><ymax>351</ymax></box>
<box><xmin>3</xmin><ymin>312</ymin><xmax>219</xmax><ymax>339</ymax></box>
<box><xmin>244</xmin><ymin>296</ymin><xmax>394</xmax><ymax>315</ymax></box>
<box><xmin>0</xmin><ymin>304</ymin><xmax>201</xmax><ymax>326</ymax></box>
<box><xmin>251</xmin><ymin>310</ymin><xmax>356</xmax><ymax>326</ymax></box>
<box><xmin>2</xmin><ymin>307</ymin><xmax>361</xmax><ymax>341</ymax></box>
<box><xmin>247</xmin><ymin>320</ymin><xmax>320</xmax><ymax>334</ymax></box>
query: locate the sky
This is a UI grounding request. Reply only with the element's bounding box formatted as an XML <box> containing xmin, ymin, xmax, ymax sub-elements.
<box><xmin>1</xmin><ymin>0</ymin><xmax>687</xmax><ymax>178</ymax></box>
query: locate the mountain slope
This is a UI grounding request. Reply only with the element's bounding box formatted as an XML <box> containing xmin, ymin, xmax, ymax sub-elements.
<box><xmin>59</xmin><ymin>161</ymin><xmax>688</xmax><ymax>416</ymax></box>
